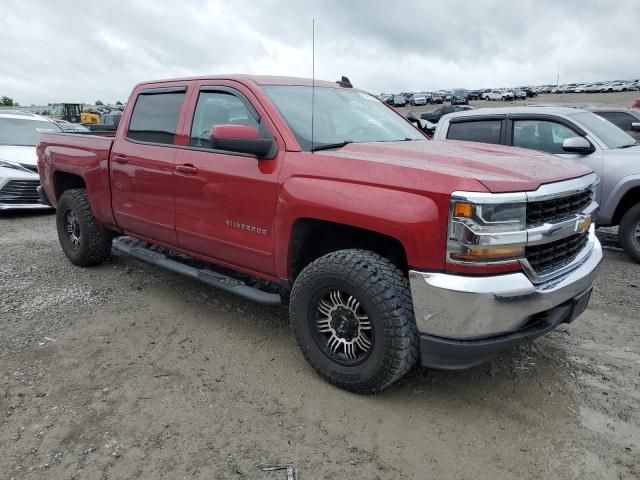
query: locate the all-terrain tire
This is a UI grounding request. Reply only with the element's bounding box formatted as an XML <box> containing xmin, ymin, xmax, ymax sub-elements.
<box><xmin>619</xmin><ymin>202</ymin><xmax>640</xmax><ymax>263</ymax></box>
<box><xmin>56</xmin><ymin>188</ymin><xmax>112</xmax><ymax>267</ymax></box>
<box><xmin>289</xmin><ymin>249</ymin><xmax>419</xmax><ymax>394</ymax></box>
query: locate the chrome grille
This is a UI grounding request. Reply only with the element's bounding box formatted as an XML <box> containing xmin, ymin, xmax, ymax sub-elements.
<box><xmin>0</xmin><ymin>180</ymin><xmax>41</xmax><ymax>205</ymax></box>
<box><xmin>525</xmin><ymin>232</ymin><xmax>589</xmax><ymax>275</ymax></box>
<box><xmin>526</xmin><ymin>189</ymin><xmax>592</xmax><ymax>225</ymax></box>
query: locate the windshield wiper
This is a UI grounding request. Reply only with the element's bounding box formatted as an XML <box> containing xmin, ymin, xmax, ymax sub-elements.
<box><xmin>310</xmin><ymin>140</ymin><xmax>353</xmax><ymax>152</ymax></box>
<box><xmin>618</xmin><ymin>142</ymin><xmax>639</xmax><ymax>149</ymax></box>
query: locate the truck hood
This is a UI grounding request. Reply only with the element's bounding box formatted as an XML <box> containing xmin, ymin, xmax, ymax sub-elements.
<box><xmin>0</xmin><ymin>145</ymin><xmax>37</xmax><ymax>167</ymax></box>
<box><xmin>322</xmin><ymin>140</ymin><xmax>593</xmax><ymax>192</ymax></box>
<box><xmin>603</xmin><ymin>143</ymin><xmax>640</xmax><ymax>170</ymax></box>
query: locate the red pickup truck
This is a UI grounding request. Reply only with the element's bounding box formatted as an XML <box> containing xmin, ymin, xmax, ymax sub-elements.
<box><xmin>37</xmin><ymin>75</ymin><xmax>602</xmax><ymax>393</ymax></box>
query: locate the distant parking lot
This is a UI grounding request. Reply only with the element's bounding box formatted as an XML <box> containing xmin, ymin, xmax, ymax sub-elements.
<box><xmin>397</xmin><ymin>91</ymin><xmax>639</xmax><ymax>116</ymax></box>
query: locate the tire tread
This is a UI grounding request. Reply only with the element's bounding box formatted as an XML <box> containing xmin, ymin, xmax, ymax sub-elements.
<box><xmin>290</xmin><ymin>249</ymin><xmax>418</xmax><ymax>394</ymax></box>
<box><xmin>56</xmin><ymin>188</ymin><xmax>112</xmax><ymax>267</ymax></box>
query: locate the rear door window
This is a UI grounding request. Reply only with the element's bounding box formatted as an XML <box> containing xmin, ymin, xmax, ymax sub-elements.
<box><xmin>446</xmin><ymin>120</ymin><xmax>502</xmax><ymax>144</ymax></box>
<box><xmin>127</xmin><ymin>90</ymin><xmax>186</xmax><ymax>145</ymax></box>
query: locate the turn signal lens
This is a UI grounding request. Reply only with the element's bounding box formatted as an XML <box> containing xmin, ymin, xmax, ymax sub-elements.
<box><xmin>450</xmin><ymin>246</ymin><xmax>524</xmax><ymax>262</ymax></box>
<box><xmin>453</xmin><ymin>202</ymin><xmax>474</xmax><ymax>218</ymax></box>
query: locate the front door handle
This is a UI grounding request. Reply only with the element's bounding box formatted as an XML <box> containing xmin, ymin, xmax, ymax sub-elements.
<box><xmin>112</xmin><ymin>155</ymin><xmax>129</xmax><ymax>164</ymax></box>
<box><xmin>175</xmin><ymin>164</ymin><xmax>199</xmax><ymax>175</ymax></box>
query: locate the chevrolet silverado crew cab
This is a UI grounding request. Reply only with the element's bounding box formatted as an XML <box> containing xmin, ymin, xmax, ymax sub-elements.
<box><xmin>38</xmin><ymin>75</ymin><xmax>602</xmax><ymax>393</ymax></box>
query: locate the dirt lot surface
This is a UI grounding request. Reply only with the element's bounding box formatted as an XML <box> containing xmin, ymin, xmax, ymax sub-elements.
<box><xmin>2</xmin><ymin>93</ymin><xmax>640</xmax><ymax>479</ymax></box>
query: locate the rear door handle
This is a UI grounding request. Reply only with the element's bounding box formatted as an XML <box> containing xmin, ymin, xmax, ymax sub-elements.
<box><xmin>112</xmin><ymin>155</ymin><xmax>129</xmax><ymax>164</ymax></box>
<box><xmin>175</xmin><ymin>164</ymin><xmax>199</xmax><ymax>175</ymax></box>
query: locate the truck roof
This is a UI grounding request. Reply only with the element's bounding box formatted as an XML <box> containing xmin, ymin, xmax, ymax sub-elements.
<box><xmin>442</xmin><ymin>106</ymin><xmax>587</xmax><ymax>118</ymax></box>
<box><xmin>135</xmin><ymin>75</ymin><xmax>344</xmax><ymax>90</ymax></box>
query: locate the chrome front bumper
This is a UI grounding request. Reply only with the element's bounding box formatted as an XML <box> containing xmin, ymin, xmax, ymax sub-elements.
<box><xmin>409</xmin><ymin>227</ymin><xmax>602</xmax><ymax>340</ymax></box>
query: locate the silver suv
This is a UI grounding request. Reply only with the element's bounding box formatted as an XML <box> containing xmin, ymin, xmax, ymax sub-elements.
<box><xmin>433</xmin><ymin>106</ymin><xmax>640</xmax><ymax>262</ymax></box>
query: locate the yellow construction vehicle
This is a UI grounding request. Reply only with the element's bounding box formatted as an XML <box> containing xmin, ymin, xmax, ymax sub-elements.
<box><xmin>52</xmin><ymin>104</ymin><xmax>100</xmax><ymax>124</ymax></box>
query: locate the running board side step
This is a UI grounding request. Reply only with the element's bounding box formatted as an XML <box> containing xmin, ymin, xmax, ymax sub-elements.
<box><xmin>113</xmin><ymin>240</ymin><xmax>282</xmax><ymax>306</ymax></box>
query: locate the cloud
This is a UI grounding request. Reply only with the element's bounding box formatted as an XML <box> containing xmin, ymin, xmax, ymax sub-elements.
<box><xmin>0</xmin><ymin>0</ymin><xmax>638</xmax><ymax>105</ymax></box>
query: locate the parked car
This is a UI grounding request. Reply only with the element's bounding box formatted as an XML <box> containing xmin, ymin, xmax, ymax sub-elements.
<box><xmin>54</xmin><ymin>120</ymin><xmax>90</xmax><ymax>132</ymax></box>
<box><xmin>419</xmin><ymin>92</ymin><xmax>433</xmax><ymax>104</ymax></box>
<box><xmin>451</xmin><ymin>89</ymin><xmax>469</xmax><ymax>105</ymax></box>
<box><xmin>431</xmin><ymin>91</ymin><xmax>445</xmax><ymax>104</ymax></box>
<box><xmin>601</xmin><ymin>82</ymin><xmax>626</xmax><ymax>92</ymax></box>
<box><xmin>419</xmin><ymin>105</ymin><xmax>474</xmax><ymax>124</ymax></box>
<box><xmin>633</xmin><ymin>98</ymin><xmax>640</xmax><ymax>109</ymax></box>
<box><xmin>434</xmin><ymin>106</ymin><xmax>640</xmax><ymax>262</ymax></box>
<box><xmin>551</xmin><ymin>84</ymin><xmax>576</xmax><ymax>94</ymax></box>
<box><xmin>37</xmin><ymin>75</ymin><xmax>601</xmax><ymax>392</ymax></box>
<box><xmin>467</xmin><ymin>90</ymin><xmax>482</xmax><ymax>100</ymax></box>
<box><xmin>379</xmin><ymin>94</ymin><xmax>393</xmax><ymax>105</ymax></box>
<box><xmin>410</xmin><ymin>94</ymin><xmax>428</xmax><ymax>106</ymax></box>
<box><xmin>0</xmin><ymin>110</ymin><xmax>62</xmax><ymax>210</ymax></box>
<box><xmin>520</xmin><ymin>87</ymin><xmax>538</xmax><ymax>98</ymax></box>
<box><xmin>392</xmin><ymin>94</ymin><xmax>407</xmax><ymax>107</ymax></box>
<box><xmin>588</xmin><ymin>108</ymin><xmax>640</xmax><ymax>140</ymax></box>
<box><xmin>482</xmin><ymin>90</ymin><xmax>513</xmax><ymax>101</ymax></box>
<box><xmin>514</xmin><ymin>89</ymin><xmax>527</xmax><ymax>100</ymax></box>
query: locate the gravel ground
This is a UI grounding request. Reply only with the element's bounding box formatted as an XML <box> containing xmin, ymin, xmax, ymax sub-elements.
<box><xmin>1</xmin><ymin>92</ymin><xmax>639</xmax><ymax>479</ymax></box>
<box><xmin>2</xmin><ymin>213</ymin><xmax>639</xmax><ymax>480</ymax></box>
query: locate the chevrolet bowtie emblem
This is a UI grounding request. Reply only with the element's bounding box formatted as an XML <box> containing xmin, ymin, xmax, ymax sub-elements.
<box><xmin>576</xmin><ymin>215</ymin><xmax>592</xmax><ymax>233</ymax></box>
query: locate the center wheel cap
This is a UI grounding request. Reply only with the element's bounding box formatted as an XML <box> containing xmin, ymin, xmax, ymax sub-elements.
<box><xmin>315</xmin><ymin>289</ymin><xmax>373</xmax><ymax>362</ymax></box>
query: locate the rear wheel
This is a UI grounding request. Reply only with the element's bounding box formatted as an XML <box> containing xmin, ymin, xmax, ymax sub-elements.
<box><xmin>290</xmin><ymin>249</ymin><xmax>418</xmax><ymax>394</ymax></box>
<box><xmin>56</xmin><ymin>188</ymin><xmax>113</xmax><ymax>266</ymax></box>
<box><xmin>619</xmin><ymin>203</ymin><xmax>640</xmax><ymax>263</ymax></box>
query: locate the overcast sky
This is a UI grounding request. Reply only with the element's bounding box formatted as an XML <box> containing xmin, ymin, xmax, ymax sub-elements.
<box><xmin>1</xmin><ymin>0</ymin><xmax>638</xmax><ymax>105</ymax></box>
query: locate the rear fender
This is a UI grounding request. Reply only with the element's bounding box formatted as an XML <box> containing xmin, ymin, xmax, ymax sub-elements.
<box><xmin>39</xmin><ymin>143</ymin><xmax>116</xmax><ymax>228</ymax></box>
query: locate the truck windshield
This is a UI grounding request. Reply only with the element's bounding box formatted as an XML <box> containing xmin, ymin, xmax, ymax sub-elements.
<box><xmin>263</xmin><ymin>86</ymin><xmax>424</xmax><ymax>150</ymax></box>
<box><xmin>570</xmin><ymin>111</ymin><xmax>637</xmax><ymax>149</ymax></box>
<box><xmin>0</xmin><ymin>118</ymin><xmax>62</xmax><ymax>146</ymax></box>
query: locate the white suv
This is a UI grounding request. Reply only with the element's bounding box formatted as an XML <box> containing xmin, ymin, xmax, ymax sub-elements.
<box><xmin>482</xmin><ymin>89</ymin><xmax>514</xmax><ymax>101</ymax></box>
<box><xmin>0</xmin><ymin>110</ymin><xmax>62</xmax><ymax>210</ymax></box>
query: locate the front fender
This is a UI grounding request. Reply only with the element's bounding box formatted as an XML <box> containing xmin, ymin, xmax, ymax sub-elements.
<box><xmin>274</xmin><ymin>176</ymin><xmax>447</xmax><ymax>279</ymax></box>
<box><xmin>599</xmin><ymin>174</ymin><xmax>640</xmax><ymax>225</ymax></box>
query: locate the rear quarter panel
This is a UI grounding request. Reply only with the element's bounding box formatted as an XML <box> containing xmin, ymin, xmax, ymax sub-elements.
<box><xmin>37</xmin><ymin>133</ymin><xmax>116</xmax><ymax>228</ymax></box>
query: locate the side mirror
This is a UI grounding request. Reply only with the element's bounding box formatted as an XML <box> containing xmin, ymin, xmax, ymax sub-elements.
<box><xmin>631</xmin><ymin>122</ymin><xmax>640</xmax><ymax>132</ymax></box>
<box><xmin>210</xmin><ymin>124</ymin><xmax>274</xmax><ymax>158</ymax></box>
<box><xmin>562</xmin><ymin>136</ymin><xmax>595</xmax><ymax>154</ymax></box>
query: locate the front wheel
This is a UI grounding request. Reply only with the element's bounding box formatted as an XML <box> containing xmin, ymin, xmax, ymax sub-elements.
<box><xmin>56</xmin><ymin>188</ymin><xmax>113</xmax><ymax>266</ymax></box>
<box><xmin>289</xmin><ymin>249</ymin><xmax>418</xmax><ymax>394</ymax></box>
<box><xmin>619</xmin><ymin>203</ymin><xmax>640</xmax><ymax>263</ymax></box>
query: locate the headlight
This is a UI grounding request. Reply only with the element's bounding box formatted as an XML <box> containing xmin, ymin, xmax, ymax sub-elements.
<box><xmin>448</xmin><ymin>194</ymin><xmax>527</xmax><ymax>264</ymax></box>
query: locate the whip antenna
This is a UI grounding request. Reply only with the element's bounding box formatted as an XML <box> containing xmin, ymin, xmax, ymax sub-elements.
<box><xmin>311</xmin><ymin>18</ymin><xmax>315</xmax><ymax>152</ymax></box>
